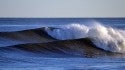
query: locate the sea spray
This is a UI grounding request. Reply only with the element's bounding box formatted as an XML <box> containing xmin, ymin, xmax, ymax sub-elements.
<box><xmin>45</xmin><ymin>22</ymin><xmax>125</xmax><ymax>53</ymax></box>
<box><xmin>45</xmin><ymin>23</ymin><xmax>89</xmax><ymax>40</ymax></box>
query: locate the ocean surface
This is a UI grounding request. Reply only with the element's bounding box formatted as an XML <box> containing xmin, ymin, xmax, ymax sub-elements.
<box><xmin>0</xmin><ymin>18</ymin><xmax>125</xmax><ymax>70</ymax></box>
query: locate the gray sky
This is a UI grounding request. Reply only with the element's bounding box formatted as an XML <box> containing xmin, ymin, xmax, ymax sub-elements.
<box><xmin>0</xmin><ymin>0</ymin><xmax>125</xmax><ymax>17</ymax></box>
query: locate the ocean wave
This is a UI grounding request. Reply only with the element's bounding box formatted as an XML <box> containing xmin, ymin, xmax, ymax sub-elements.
<box><xmin>1</xmin><ymin>38</ymin><xmax>120</xmax><ymax>58</ymax></box>
<box><xmin>0</xmin><ymin>28</ymin><xmax>56</xmax><ymax>47</ymax></box>
<box><xmin>45</xmin><ymin>22</ymin><xmax>125</xmax><ymax>53</ymax></box>
<box><xmin>1</xmin><ymin>21</ymin><xmax>125</xmax><ymax>53</ymax></box>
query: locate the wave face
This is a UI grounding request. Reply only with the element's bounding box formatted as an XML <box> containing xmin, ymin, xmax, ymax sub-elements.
<box><xmin>0</xmin><ymin>28</ymin><xmax>56</xmax><ymax>47</ymax></box>
<box><xmin>45</xmin><ymin>21</ymin><xmax>125</xmax><ymax>53</ymax></box>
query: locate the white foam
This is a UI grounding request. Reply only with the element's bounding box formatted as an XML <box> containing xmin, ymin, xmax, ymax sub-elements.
<box><xmin>45</xmin><ymin>24</ymin><xmax>89</xmax><ymax>40</ymax></box>
<box><xmin>45</xmin><ymin>22</ymin><xmax>125</xmax><ymax>53</ymax></box>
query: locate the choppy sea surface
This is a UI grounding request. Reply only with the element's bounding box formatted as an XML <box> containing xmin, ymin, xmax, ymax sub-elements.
<box><xmin>1</xmin><ymin>18</ymin><xmax>125</xmax><ymax>70</ymax></box>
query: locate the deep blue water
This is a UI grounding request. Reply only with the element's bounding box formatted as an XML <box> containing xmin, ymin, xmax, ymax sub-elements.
<box><xmin>0</xmin><ymin>18</ymin><xmax>125</xmax><ymax>70</ymax></box>
<box><xmin>1</xmin><ymin>18</ymin><xmax>125</xmax><ymax>32</ymax></box>
<box><xmin>0</xmin><ymin>18</ymin><xmax>125</xmax><ymax>25</ymax></box>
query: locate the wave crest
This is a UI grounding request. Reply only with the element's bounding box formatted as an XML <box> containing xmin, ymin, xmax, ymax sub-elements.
<box><xmin>45</xmin><ymin>22</ymin><xmax>125</xmax><ymax>53</ymax></box>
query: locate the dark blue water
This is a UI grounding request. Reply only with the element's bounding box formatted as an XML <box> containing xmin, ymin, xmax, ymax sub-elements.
<box><xmin>1</xmin><ymin>18</ymin><xmax>125</xmax><ymax>32</ymax></box>
<box><xmin>0</xmin><ymin>18</ymin><xmax>125</xmax><ymax>70</ymax></box>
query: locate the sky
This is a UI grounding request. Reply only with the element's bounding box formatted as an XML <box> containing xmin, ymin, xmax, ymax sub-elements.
<box><xmin>0</xmin><ymin>0</ymin><xmax>125</xmax><ymax>17</ymax></box>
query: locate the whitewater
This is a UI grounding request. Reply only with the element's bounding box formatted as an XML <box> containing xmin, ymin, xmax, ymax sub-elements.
<box><xmin>45</xmin><ymin>21</ymin><xmax>125</xmax><ymax>53</ymax></box>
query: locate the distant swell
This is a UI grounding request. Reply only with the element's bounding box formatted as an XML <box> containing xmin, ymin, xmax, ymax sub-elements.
<box><xmin>0</xmin><ymin>38</ymin><xmax>119</xmax><ymax>57</ymax></box>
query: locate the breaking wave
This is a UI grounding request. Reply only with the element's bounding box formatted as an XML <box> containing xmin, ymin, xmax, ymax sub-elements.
<box><xmin>45</xmin><ymin>22</ymin><xmax>125</xmax><ymax>53</ymax></box>
<box><xmin>1</xmin><ymin>21</ymin><xmax>125</xmax><ymax>53</ymax></box>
